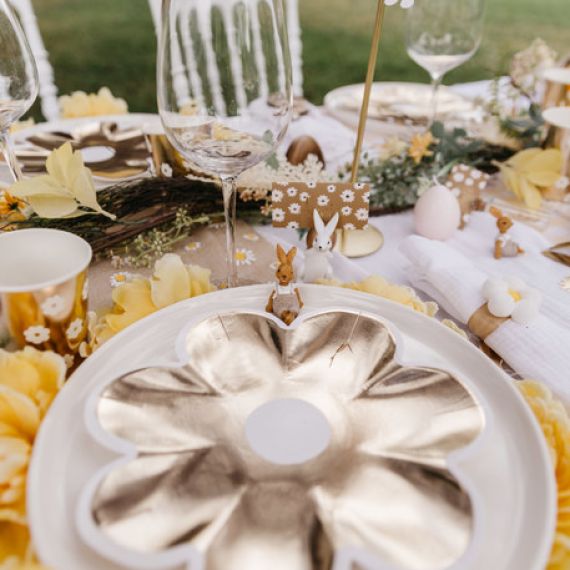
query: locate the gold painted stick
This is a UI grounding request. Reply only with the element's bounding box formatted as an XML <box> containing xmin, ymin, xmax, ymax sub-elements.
<box><xmin>351</xmin><ymin>0</ymin><xmax>386</xmax><ymax>183</ymax></box>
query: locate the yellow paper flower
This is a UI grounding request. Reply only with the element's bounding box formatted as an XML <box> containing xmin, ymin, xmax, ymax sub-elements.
<box><xmin>0</xmin><ymin>348</ymin><xmax>64</xmax><ymax>567</ymax></box>
<box><xmin>496</xmin><ymin>148</ymin><xmax>564</xmax><ymax>209</ymax></box>
<box><xmin>58</xmin><ymin>87</ymin><xmax>128</xmax><ymax>119</ymax></box>
<box><xmin>0</xmin><ymin>191</ymin><xmax>27</xmax><ymax>223</ymax></box>
<box><xmin>86</xmin><ymin>254</ymin><xmax>216</xmax><ymax>351</ymax></box>
<box><xmin>317</xmin><ymin>275</ymin><xmax>439</xmax><ymax>317</ymax></box>
<box><xmin>518</xmin><ymin>381</ymin><xmax>570</xmax><ymax>570</ymax></box>
<box><xmin>408</xmin><ymin>131</ymin><xmax>435</xmax><ymax>164</ymax></box>
<box><xmin>9</xmin><ymin>143</ymin><xmax>114</xmax><ymax>220</ymax></box>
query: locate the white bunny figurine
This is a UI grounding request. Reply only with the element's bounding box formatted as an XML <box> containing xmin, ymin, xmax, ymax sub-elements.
<box><xmin>300</xmin><ymin>209</ymin><xmax>339</xmax><ymax>283</ymax></box>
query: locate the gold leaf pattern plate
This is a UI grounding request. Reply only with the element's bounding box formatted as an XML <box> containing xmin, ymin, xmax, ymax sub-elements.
<box><xmin>27</xmin><ymin>285</ymin><xmax>556</xmax><ymax>570</ymax></box>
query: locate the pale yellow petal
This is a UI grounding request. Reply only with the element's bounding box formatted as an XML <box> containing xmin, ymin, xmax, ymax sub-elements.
<box><xmin>26</xmin><ymin>195</ymin><xmax>78</xmax><ymax>219</ymax></box>
<box><xmin>507</xmin><ymin>147</ymin><xmax>542</xmax><ymax>169</ymax></box>
<box><xmin>519</xmin><ymin>177</ymin><xmax>543</xmax><ymax>209</ymax></box>
<box><xmin>524</xmin><ymin>148</ymin><xmax>563</xmax><ymax>174</ymax></box>
<box><xmin>9</xmin><ymin>176</ymin><xmax>69</xmax><ymax>199</ymax></box>
<box><xmin>104</xmin><ymin>279</ymin><xmax>156</xmax><ymax>333</ymax></box>
<box><xmin>187</xmin><ymin>265</ymin><xmax>215</xmax><ymax>297</ymax></box>
<box><xmin>498</xmin><ymin>164</ymin><xmax>523</xmax><ymax>200</ymax></box>
<box><xmin>150</xmin><ymin>254</ymin><xmax>190</xmax><ymax>308</ymax></box>
<box><xmin>0</xmin><ymin>389</ymin><xmax>39</xmax><ymax>442</ymax></box>
<box><xmin>45</xmin><ymin>142</ymin><xmax>74</xmax><ymax>187</ymax></box>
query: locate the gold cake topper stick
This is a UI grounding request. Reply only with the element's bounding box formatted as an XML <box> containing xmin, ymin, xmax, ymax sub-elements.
<box><xmin>340</xmin><ymin>0</ymin><xmax>387</xmax><ymax>258</ymax></box>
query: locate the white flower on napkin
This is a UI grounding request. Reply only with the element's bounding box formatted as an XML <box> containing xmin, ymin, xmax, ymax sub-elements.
<box><xmin>483</xmin><ymin>277</ymin><xmax>542</xmax><ymax>325</ymax></box>
<box><xmin>385</xmin><ymin>0</ymin><xmax>414</xmax><ymax>9</ymax></box>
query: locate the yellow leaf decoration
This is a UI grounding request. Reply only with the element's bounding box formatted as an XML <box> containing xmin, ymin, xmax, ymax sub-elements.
<box><xmin>496</xmin><ymin>148</ymin><xmax>564</xmax><ymax>209</ymax></box>
<box><xmin>9</xmin><ymin>143</ymin><xmax>115</xmax><ymax>220</ymax></box>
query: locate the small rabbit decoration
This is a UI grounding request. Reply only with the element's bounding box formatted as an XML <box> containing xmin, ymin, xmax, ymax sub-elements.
<box><xmin>300</xmin><ymin>209</ymin><xmax>340</xmax><ymax>283</ymax></box>
<box><xmin>266</xmin><ymin>245</ymin><xmax>304</xmax><ymax>325</ymax></box>
<box><xmin>490</xmin><ymin>206</ymin><xmax>525</xmax><ymax>259</ymax></box>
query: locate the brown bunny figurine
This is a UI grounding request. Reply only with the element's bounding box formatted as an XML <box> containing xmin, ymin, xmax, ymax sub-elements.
<box><xmin>266</xmin><ymin>245</ymin><xmax>304</xmax><ymax>325</ymax></box>
<box><xmin>490</xmin><ymin>206</ymin><xmax>524</xmax><ymax>259</ymax></box>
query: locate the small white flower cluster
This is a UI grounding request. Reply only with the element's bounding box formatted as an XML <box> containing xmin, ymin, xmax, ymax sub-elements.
<box><xmin>483</xmin><ymin>277</ymin><xmax>542</xmax><ymax>325</ymax></box>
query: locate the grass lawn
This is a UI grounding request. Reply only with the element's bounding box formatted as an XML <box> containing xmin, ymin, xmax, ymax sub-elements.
<box><xmin>31</xmin><ymin>0</ymin><xmax>570</xmax><ymax>117</ymax></box>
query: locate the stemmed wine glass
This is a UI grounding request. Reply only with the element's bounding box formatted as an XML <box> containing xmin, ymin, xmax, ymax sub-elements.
<box><xmin>0</xmin><ymin>0</ymin><xmax>39</xmax><ymax>180</ymax></box>
<box><xmin>158</xmin><ymin>0</ymin><xmax>293</xmax><ymax>287</ymax></box>
<box><xmin>405</xmin><ymin>0</ymin><xmax>485</xmax><ymax>125</ymax></box>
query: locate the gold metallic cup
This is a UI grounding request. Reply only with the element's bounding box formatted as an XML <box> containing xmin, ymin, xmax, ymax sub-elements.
<box><xmin>0</xmin><ymin>229</ymin><xmax>92</xmax><ymax>370</ymax></box>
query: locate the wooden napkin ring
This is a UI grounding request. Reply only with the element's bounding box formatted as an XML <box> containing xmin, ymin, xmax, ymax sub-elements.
<box><xmin>468</xmin><ymin>304</ymin><xmax>509</xmax><ymax>340</ymax></box>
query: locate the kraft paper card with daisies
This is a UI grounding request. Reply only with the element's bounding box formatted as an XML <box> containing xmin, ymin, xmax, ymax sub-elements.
<box><xmin>271</xmin><ymin>182</ymin><xmax>370</xmax><ymax>230</ymax></box>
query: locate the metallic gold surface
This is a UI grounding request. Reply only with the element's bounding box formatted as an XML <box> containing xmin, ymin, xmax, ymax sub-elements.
<box><xmin>92</xmin><ymin>312</ymin><xmax>484</xmax><ymax>570</ymax></box>
<box><xmin>337</xmin><ymin>225</ymin><xmax>385</xmax><ymax>258</ymax></box>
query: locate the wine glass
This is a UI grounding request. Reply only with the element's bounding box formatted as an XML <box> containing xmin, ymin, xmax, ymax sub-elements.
<box><xmin>405</xmin><ymin>0</ymin><xmax>484</xmax><ymax>125</ymax></box>
<box><xmin>0</xmin><ymin>0</ymin><xmax>38</xmax><ymax>180</ymax></box>
<box><xmin>158</xmin><ymin>0</ymin><xmax>293</xmax><ymax>287</ymax></box>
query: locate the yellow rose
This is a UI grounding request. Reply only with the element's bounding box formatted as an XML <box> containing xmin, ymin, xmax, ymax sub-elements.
<box><xmin>86</xmin><ymin>254</ymin><xmax>216</xmax><ymax>351</ymax></box>
<box><xmin>519</xmin><ymin>381</ymin><xmax>570</xmax><ymax>570</ymax></box>
<box><xmin>317</xmin><ymin>275</ymin><xmax>438</xmax><ymax>317</ymax></box>
<box><xmin>58</xmin><ymin>87</ymin><xmax>128</xmax><ymax>119</ymax></box>
<box><xmin>0</xmin><ymin>348</ymin><xmax>64</xmax><ymax>567</ymax></box>
<box><xmin>9</xmin><ymin>143</ymin><xmax>114</xmax><ymax>220</ymax></box>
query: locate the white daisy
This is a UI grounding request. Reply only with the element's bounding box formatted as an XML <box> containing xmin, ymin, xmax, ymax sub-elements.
<box><xmin>288</xmin><ymin>203</ymin><xmax>301</xmax><ymax>214</ymax></box>
<box><xmin>235</xmin><ymin>248</ymin><xmax>256</xmax><ymax>266</ymax></box>
<box><xmin>287</xmin><ymin>221</ymin><xmax>300</xmax><ymax>229</ymax></box>
<box><xmin>343</xmin><ymin>222</ymin><xmax>356</xmax><ymax>230</ymax></box>
<box><xmin>341</xmin><ymin>206</ymin><xmax>353</xmax><ymax>216</ymax></box>
<box><xmin>161</xmin><ymin>162</ymin><xmax>173</xmax><ymax>178</ymax></box>
<box><xmin>184</xmin><ymin>241</ymin><xmax>202</xmax><ymax>252</ymax></box>
<box><xmin>307</xmin><ymin>181</ymin><xmax>317</xmax><ymax>189</ymax></box>
<box><xmin>272</xmin><ymin>189</ymin><xmax>284</xmax><ymax>203</ymax></box>
<box><xmin>482</xmin><ymin>277</ymin><xmax>542</xmax><ymax>325</ymax></box>
<box><xmin>300</xmin><ymin>192</ymin><xmax>310</xmax><ymax>203</ymax></box>
<box><xmin>110</xmin><ymin>272</ymin><xmax>133</xmax><ymax>288</ymax></box>
<box><xmin>453</xmin><ymin>172</ymin><xmax>465</xmax><ymax>183</ymax></box>
<box><xmin>355</xmin><ymin>208</ymin><xmax>368</xmax><ymax>221</ymax></box>
<box><xmin>66</xmin><ymin>318</ymin><xmax>84</xmax><ymax>341</ymax></box>
<box><xmin>362</xmin><ymin>191</ymin><xmax>370</xmax><ymax>204</ymax></box>
<box><xmin>327</xmin><ymin>184</ymin><xmax>337</xmax><ymax>193</ymax></box>
<box><xmin>287</xmin><ymin>186</ymin><xmax>298</xmax><ymax>197</ymax></box>
<box><xmin>272</xmin><ymin>208</ymin><xmax>285</xmax><ymax>223</ymax></box>
<box><xmin>353</xmin><ymin>182</ymin><xmax>366</xmax><ymax>190</ymax></box>
<box><xmin>243</xmin><ymin>232</ymin><xmax>259</xmax><ymax>242</ymax></box>
<box><xmin>24</xmin><ymin>325</ymin><xmax>50</xmax><ymax>345</ymax></box>
<box><xmin>82</xmin><ymin>279</ymin><xmax>89</xmax><ymax>301</ymax></box>
<box><xmin>41</xmin><ymin>295</ymin><xmax>65</xmax><ymax>318</ymax></box>
<box><xmin>317</xmin><ymin>195</ymin><xmax>330</xmax><ymax>207</ymax></box>
<box><xmin>471</xmin><ymin>170</ymin><xmax>482</xmax><ymax>180</ymax></box>
<box><xmin>465</xmin><ymin>178</ymin><xmax>474</xmax><ymax>187</ymax></box>
<box><xmin>63</xmin><ymin>354</ymin><xmax>75</xmax><ymax>369</ymax></box>
<box><xmin>341</xmin><ymin>189</ymin><xmax>355</xmax><ymax>203</ymax></box>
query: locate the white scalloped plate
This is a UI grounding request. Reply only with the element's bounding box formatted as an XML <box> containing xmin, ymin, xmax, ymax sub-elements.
<box><xmin>28</xmin><ymin>285</ymin><xmax>556</xmax><ymax>570</ymax></box>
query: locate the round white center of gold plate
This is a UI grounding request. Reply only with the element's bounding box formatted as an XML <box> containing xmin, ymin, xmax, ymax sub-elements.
<box><xmin>245</xmin><ymin>398</ymin><xmax>332</xmax><ymax>465</ymax></box>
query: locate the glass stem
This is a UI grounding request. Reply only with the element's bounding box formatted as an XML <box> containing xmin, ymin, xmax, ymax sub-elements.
<box><xmin>0</xmin><ymin>131</ymin><xmax>23</xmax><ymax>181</ymax></box>
<box><xmin>221</xmin><ymin>176</ymin><xmax>238</xmax><ymax>288</ymax></box>
<box><xmin>429</xmin><ymin>74</ymin><xmax>443</xmax><ymax>127</ymax></box>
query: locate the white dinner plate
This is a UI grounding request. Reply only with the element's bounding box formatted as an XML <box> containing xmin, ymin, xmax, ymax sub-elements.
<box><xmin>28</xmin><ymin>285</ymin><xmax>556</xmax><ymax>570</ymax></box>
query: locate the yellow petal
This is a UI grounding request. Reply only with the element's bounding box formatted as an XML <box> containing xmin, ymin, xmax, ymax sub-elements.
<box><xmin>104</xmin><ymin>279</ymin><xmax>155</xmax><ymax>333</ymax></box>
<box><xmin>507</xmin><ymin>148</ymin><xmax>542</xmax><ymax>169</ymax></box>
<box><xmin>150</xmin><ymin>254</ymin><xmax>190</xmax><ymax>309</ymax></box>
<box><xmin>0</xmin><ymin>521</ymin><xmax>31</xmax><ymax>562</ymax></box>
<box><xmin>519</xmin><ymin>177</ymin><xmax>543</xmax><ymax>209</ymax></box>
<box><xmin>26</xmin><ymin>195</ymin><xmax>78</xmax><ymax>219</ymax></box>
<box><xmin>525</xmin><ymin>148</ymin><xmax>563</xmax><ymax>174</ymax></box>
<box><xmin>498</xmin><ymin>164</ymin><xmax>523</xmax><ymax>200</ymax></box>
<box><xmin>187</xmin><ymin>265</ymin><xmax>215</xmax><ymax>297</ymax></box>
<box><xmin>9</xmin><ymin>176</ymin><xmax>69</xmax><ymax>199</ymax></box>
<box><xmin>0</xmin><ymin>437</ymin><xmax>29</xmax><ymax>487</ymax></box>
<box><xmin>45</xmin><ymin>143</ymin><xmax>75</xmax><ymax>188</ymax></box>
<box><xmin>0</xmin><ymin>388</ymin><xmax>40</xmax><ymax>442</ymax></box>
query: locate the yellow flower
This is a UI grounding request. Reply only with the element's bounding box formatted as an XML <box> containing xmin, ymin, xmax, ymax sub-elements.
<box><xmin>9</xmin><ymin>143</ymin><xmax>114</xmax><ymax>220</ymax></box>
<box><xmin>496</xmin><ymin>148</ymin><xmax>563</xmax><ymax>209</ymax></box>
<box><xmin>58</xmin><ymin>87</ymin><xmax>128</xmax><ymax>119</ymax></box>
<box><xmin>518</xmin><ymin>381</ymin><xmax>570</xmax><ymax>570</ymax></box>
<box><xmin>88</xmin><ymin>254</ymin><xmax>216</xmax><ymax>349</ymax></box>
<box><xmin>0</xmin><ymin>348</ymin><xmax>64</xmax><ymax>567</ymax></box>
<box><xmin>378</xmin><ymin>137</ymin><xmax>408</xmax><ymax>160</ymax></box>
<box><xmin>408</xmin><ymin>132</ymin><xmax>435</xmax><ymax>164</ymax></box>
<box><xmin>317</xmin><ymin>275</ymin><xmax>439</xmax><ymax>317</ymax></box>
<box><xmin>0</xmin><ymin>192</ymin><xmax>26</xmax><ymax>222</ymax></box>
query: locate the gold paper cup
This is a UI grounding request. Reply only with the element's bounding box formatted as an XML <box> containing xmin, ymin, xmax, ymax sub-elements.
<box><xmin>0</xmin><ymin>229</ymin><xmax>92</xmax><ymax>370</ymax></box>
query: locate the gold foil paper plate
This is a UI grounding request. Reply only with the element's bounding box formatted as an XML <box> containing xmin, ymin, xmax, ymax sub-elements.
<box><xmin>27</xmin><ymin>285</ymin><xmax>556</xmax><ymax>570</ymax></box>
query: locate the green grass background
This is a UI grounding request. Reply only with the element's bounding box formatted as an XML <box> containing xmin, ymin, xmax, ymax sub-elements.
<box><xmin>32</xmin><ymin>0</ymin><xmax>569</xmax><ymax>116</ymax></box>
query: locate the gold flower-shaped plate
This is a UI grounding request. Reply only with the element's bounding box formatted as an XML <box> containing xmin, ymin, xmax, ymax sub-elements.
<box><xmin>28</xmin><ymin>285</ymin><xmax>556</xmax><ymax>570</ymax></box>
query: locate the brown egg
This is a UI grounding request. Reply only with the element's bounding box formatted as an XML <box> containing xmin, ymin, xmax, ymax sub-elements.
<box><xmin>286</xmin><ymin>136</ymin><xmax>326</xmax><ymax>167</ymax></box>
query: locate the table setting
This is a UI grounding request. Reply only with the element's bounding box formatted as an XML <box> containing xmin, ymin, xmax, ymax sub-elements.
<box><xmin>0</xmin><ymin>0</ymin><xmax>569</xmax><ymax>569</ymax></box>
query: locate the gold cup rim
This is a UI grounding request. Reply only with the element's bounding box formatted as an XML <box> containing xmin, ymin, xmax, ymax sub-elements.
<box><xmin>0</xmin><ymin>228</ymin><xmax>92</xmax><ymax>293</ymax></box>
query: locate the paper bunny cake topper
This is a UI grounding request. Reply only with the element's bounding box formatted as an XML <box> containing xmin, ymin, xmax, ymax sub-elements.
<box><xmin>300</xmin><ymin>210</ymin><xmax>339</xmax><ymax>283</ymax></box>
<box><xmin>490</xmin><ymin>206</ymin><xmax>525</xmax><ymax>259</ymax></box>
<box><xmin>266</xmin><ymin>244</ymin><xmax>303</xmax><ymax>325</ymax></box>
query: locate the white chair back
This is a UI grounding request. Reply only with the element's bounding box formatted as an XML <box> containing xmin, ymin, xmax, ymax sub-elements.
<box><xmin>9</xmin><ymin>0</ymin><xmax>59</xmax><ymax>120</ymax></box>
<box><xmin>150</xmin><ymin>0</ymin><xmax>304</xmax><ymax>113</ymax></box>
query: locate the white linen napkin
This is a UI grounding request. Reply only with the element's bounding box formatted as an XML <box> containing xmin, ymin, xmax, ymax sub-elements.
<box><xmin>400</xmin><ymin>235</ymin><xmax>570</xmax><ymax>398</ymax></box>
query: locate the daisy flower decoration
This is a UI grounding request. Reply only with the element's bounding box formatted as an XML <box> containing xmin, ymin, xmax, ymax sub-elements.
<box><xmin>483</xmin><ymin>277</ymin><xmax>542</xmax><ymax>325</ymax></box>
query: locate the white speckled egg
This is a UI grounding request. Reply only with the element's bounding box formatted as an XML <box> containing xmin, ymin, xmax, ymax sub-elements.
<box><xmin>413</xmin><ymin>182</ymin><xmax>461</xmax><ymax>240</ymax></box>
